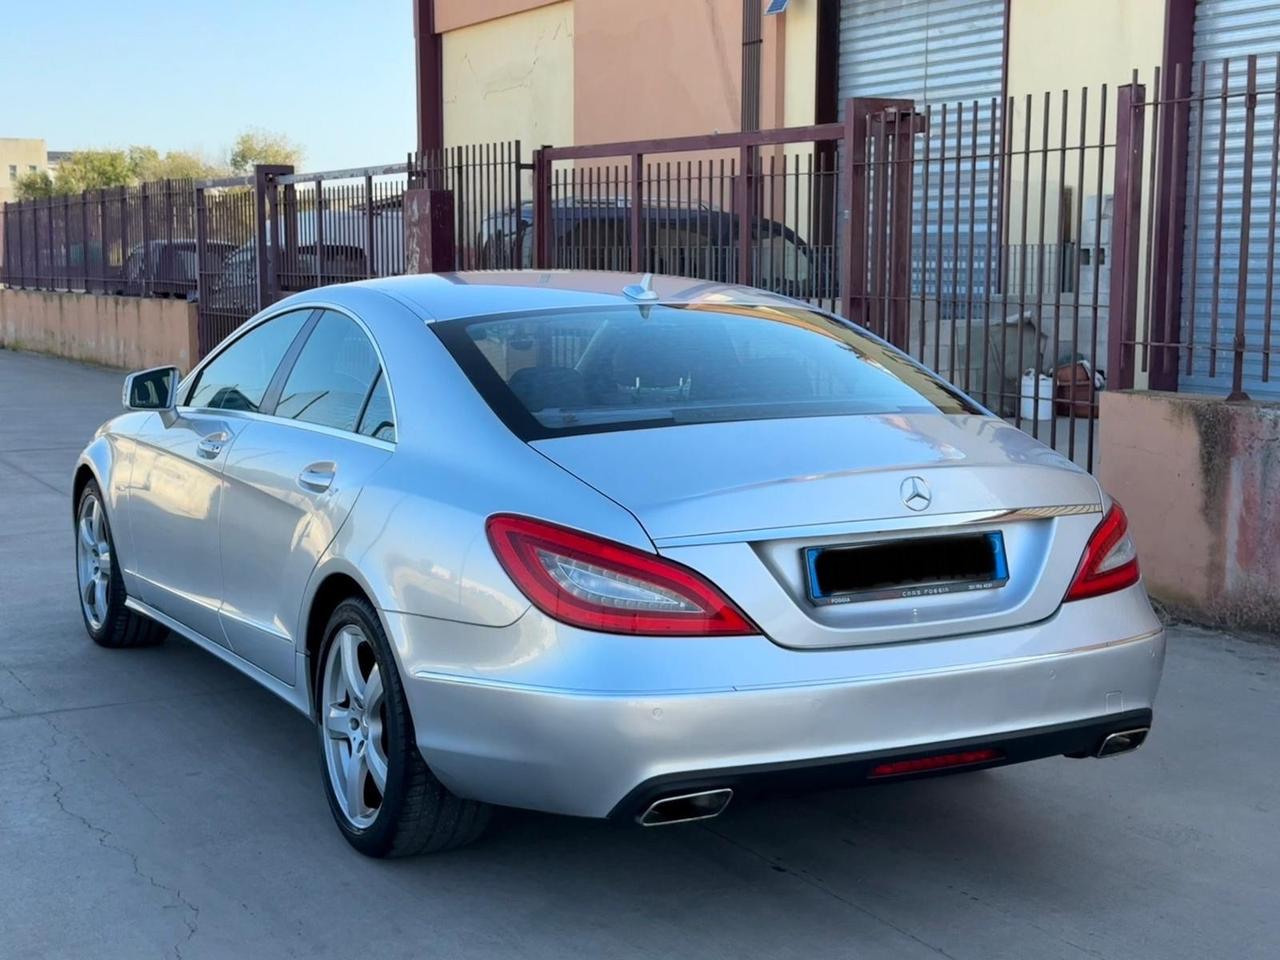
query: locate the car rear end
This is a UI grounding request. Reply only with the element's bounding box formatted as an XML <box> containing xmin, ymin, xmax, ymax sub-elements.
<box><xmin>406</xmin><ymin>295</ymin><xmax>1165</xmax><ymax>822</ymax></box>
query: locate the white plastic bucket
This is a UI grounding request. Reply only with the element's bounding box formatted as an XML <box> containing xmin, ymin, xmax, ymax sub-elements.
<box><xmin>1019</xmin><ymin>371</ymin><xmax>1053</xmax><ymax>421</ymax></box>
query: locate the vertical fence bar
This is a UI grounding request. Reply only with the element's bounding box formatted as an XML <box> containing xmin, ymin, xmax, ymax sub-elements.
<box><xmin>737</xmin><ymin>145</ymin><xmax>753</xmax><ymax>287</ymax></box>
<box><xmin>1108</xmin><ymin>83</ymin><xmax>1146</xmax><ymax>392</ymax></box>
<box><xmin>1208</xmin><ymin>60</ymin><xmax>1231</xmax><ymax>378</ymax></box>
<box><xmin>1228</xmin><ymin>55</ymin><xmax>1258</xmax><ymax>401</ymax></box>
<box><xmin>1185</xmin><ymin>62</ymin><xmax>1209</xmax><ymax>375</ymax></box>
<box><xmin>533</xmin><ymin>147</ymin><xmax>552</xmax><ymax>269</ymax></box>
<box><xmin>140</xmin><ymin>182</ymin><xmax>152</xmax><ymax>297</ymax></box>
<box><xmin>1262</xmin><ymin>55</ymin><xmax>1280</xmax><ymax>384</ymax></box>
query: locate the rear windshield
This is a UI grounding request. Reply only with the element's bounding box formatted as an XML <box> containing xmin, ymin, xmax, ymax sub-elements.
<box><xmin>433</xmin><ymin>303</ymin><xmax>980</xmax><ymax>440</ymax></box>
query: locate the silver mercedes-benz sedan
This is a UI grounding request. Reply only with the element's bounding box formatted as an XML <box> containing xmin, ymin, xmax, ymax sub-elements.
<box><xmin>73</xmin><ymin>271</ymin><xmax>1165</xmax><ymax>857</ymax></box>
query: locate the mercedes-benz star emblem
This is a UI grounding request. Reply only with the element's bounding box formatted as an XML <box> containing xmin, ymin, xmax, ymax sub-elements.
<box><xmin>900</xmin><ymin>476</ymin><xmax>932</xmax><ymax>511</ymax></box>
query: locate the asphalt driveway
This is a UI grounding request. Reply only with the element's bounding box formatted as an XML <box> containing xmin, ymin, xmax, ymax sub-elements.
<box><xmin>0</xmin><ymin>347</ymin><xmax>1276</xmax><ymax>960</ymax></box>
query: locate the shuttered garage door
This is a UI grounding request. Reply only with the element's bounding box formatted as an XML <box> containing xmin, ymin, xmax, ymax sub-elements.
<box><xmin>837</xmin><ymin>1</ymin><xmax>1006</xmax><ymax>328</ymax></box>
<box><xmin>837</xmin><ymin>0</ymin><xmax>1006</xmax><ymax>110</ymax></box>
<box><xmin>1185</xmin><ymin>0</ymin><xmax>1280</xmax><ymax>397</ymax></box>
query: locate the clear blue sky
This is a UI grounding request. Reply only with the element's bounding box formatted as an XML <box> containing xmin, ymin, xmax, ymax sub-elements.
<box><xmin>1</xmin><ymin>0</ymin><xmax>417</xmax><ymax>172</ymax></box>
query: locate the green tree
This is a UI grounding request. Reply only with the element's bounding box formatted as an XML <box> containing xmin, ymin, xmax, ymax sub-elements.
<box><xmin>51</xmin><ymin>150</ymin><xmax>135</xmax><ymax>193</ymax></box>
<box><xmin>228</xmin><ymin>129</ymin><xmax>303</xmax><ymax>173</ymax></box>
<box><xmin>14</xmin><ymin>170</ymin><xmax>55</xmax><ymax>200</ymax></box>
<box><xmin>127</xmin><ymin>145</ymin><xmax>226</xmax><ymax>181</ymax></box>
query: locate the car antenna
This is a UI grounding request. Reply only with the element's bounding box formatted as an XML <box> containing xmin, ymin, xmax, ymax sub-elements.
<box><xmin>623</xmin><ymin>273</ymin><xmax>659</xmax><ymax>317</ymax></box>
<box><xmin>623</xmin><ymin>273</ymin><xmax>659</xmax><ymax>302</ymax></box>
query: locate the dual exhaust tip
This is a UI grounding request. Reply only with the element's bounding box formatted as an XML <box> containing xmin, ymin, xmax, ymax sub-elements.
<box><xmin>635</xmin><ymin>727</ymin><xmax>1149</xmax><ymax>825</ymax></box>
<box><xmin>638</xmin><ymin>788</ymin><xmax>733</xmax><ymax>826</ymax></box>
<box><xmin>1095</xmin><ymin>726</ymin><xmax>1150</xmax><ymax>758</ymax></box>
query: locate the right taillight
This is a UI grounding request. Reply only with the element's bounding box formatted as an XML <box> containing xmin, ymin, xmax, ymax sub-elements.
<box><xmin>1064</xmin><ymin>502</ymin><xmax>1140</xmax><ymax>602</ymax></box>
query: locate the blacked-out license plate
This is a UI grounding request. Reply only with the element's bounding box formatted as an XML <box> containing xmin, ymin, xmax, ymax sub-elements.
<box><xmin>804</xmin><ymin>532</ymin><xmax>1009</xmax><ymax>605</ymax></box>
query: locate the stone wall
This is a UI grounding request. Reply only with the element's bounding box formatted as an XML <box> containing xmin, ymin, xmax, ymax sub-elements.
<box><xmin>1100</xmin><ymin>390</ymin><xmax>1280</xmax><ymax>634</ymax></box>
<box><xmin>0</xmin><ymin>288</ymin><xmax>199</xmax><ymax>373</ymax></box>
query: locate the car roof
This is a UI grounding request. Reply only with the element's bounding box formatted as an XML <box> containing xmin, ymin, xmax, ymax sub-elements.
<box><xmin>312</xmin><ymin>271</ymin><xmax>809</xmax><ymax>323</ymax></box>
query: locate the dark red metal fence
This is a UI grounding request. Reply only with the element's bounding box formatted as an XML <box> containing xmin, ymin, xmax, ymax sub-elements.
<box><xmin>530</xmin><ymin>121</ymin><xmax>857</xmax><ymax>314</ymax></box>
<box><xmin>1109</xmin><ymin>56</ymin><xmax>1280</xmax><ymax>403</ymax></box>
<box><xmin>5</xmin><ymin>62</ymin><xmax>1280</xmax><ymax>470</ymax></box>
<box><xmin>1</xmin><ymin>180</ymin><xmax>198</xmax><ymax>297</ymax></box>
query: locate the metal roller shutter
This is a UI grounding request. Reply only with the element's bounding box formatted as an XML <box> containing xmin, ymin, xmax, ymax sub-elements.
<box><xmin>1185</xmin><ymin>0</ymin><xmax>1280</xmax><ymax>397</ymax></box>
<box><xmin>837</xmin><ymin>0</ymin><xmax>1006</xmax><ymax>112</ymax></box>
<box><xmin>837</xmin><ymin>0</ymin><xmax>1006</xmax><ymax>326</ymax></box>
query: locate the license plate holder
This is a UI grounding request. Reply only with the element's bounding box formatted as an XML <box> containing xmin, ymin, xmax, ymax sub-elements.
<box><xmin>804</xmin><ymin>531</ymin><xmax>1010</xmax><ymax>606</ymax></box>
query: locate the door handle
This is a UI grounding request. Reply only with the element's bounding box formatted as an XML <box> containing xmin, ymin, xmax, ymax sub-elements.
<box><xmin>196</xmin><ymin>431</ymin><xmax>230</xmax><ymax>459</ymax></box>
<box><xmin>298</xmin><ymin>461</ymin><xmax>337</xmax><ymax>492</ymax></box>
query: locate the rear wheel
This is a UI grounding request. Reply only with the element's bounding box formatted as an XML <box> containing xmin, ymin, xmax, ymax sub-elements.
<box><xmin>75</xmin><ymin>480</ymin><xmax>165</xmax><ymax>648</ymax></box>
<box><xmin>316</xmin><ymin>597</ymin><xmax>491</xmax><ymax>857</ymax></box>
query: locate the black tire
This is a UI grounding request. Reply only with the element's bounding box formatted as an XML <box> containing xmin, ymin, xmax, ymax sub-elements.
<box><xmin>316</xmin><ymin>596</ymin><xmax>491</xmax><ymax>857</ymax></box>
<box><xmin>75</xmin><ymin>479</ymin><xmax>166</xmax><ymax>649</ymax></box>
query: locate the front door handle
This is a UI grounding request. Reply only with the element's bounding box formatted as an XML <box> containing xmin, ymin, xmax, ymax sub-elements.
<box><xmin>298</xmin><ymin>461</ymin><xmax>337</xmax><ymax>492</ymax></box>
<box><xmin>196</xmin><ymin>431</ymin><xmax>230</xmax><ymax>459</ymax></box>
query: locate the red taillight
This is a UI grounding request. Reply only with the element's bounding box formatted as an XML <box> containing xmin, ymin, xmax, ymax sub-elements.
<box><xmin>485</xmin><ymin>514</ymin><xmax>758</xmax><ymax>636</ymax></box>
<box><xmin>869</xmin><ymin>749</ymin><xmax>1003</xmax><ymax>779</ymax></box>
<box><xmin>1064</xmin><ymin>502</ymin><xmax>1141</xmax><ymax>602</ymax></box>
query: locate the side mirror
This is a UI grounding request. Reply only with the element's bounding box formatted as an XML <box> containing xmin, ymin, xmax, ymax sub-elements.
<box><xmin>123</xmin><ymin>365</ymin><xmax>180</xmax><ymax>411</ymax></box>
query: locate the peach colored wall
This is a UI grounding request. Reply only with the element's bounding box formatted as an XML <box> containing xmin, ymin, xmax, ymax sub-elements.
<box><xmin>573</xmin><ymin>0</ymin><xmax>743</xmax><ymax>143</ymax></box>
<box><xmin>0</xmin><ymin>289</ymin><xmax>199</xmax><ymax>373</ymax></box>
<box><xmin>441</xmin><ymin>1</ymin><xmax>575</xmax><ymax>149</ymax></box>
<box><xmin>434</xmin><ymin>0</ymin><xmax>560</xmax><ymax>33</ymax></box>
<box><xmin>1100</xmin><ymin>390</ymin><xmax>1280</xmax><ymax>634</ymax></box>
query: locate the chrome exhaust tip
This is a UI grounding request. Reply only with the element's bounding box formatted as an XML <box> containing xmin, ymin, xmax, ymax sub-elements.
<box><xmin>637</xmin><ymin>788</ymin><xmax>733</xmax><ymax>826</ymax></box>
<box><xmin>1096</xmin><ymin>727</ymin><xmax>1150</xmax><ymax>758</ymax></box>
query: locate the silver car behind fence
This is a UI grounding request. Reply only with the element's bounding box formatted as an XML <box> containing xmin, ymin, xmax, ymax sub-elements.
<box><xmin>74</xmin><ymin>271</ymin><xmax>1165</xmax><ymax>857</ymax></box>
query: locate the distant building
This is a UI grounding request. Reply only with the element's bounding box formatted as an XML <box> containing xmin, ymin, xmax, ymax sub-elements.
<box><xmin>0</xmin><ymin>138</ymin><xmax>48</xmax><ymax>204</ymax></box>
<box><xmin>45</xmin><ymin>150</ymin><xmax>73</xmax><ymax>174</ymax></box>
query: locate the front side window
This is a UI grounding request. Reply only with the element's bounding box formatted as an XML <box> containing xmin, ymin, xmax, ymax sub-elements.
<box><xmin>435</xmin><ymin>304</ymin><xmax>981</xmax><ymax>440</ymax></box>
<box><xmin>186</xmin><ymin>309</ymin><xmax>310</xmax><ymax>412</ymax></box>
<box><xmin>275</xmin><ymin>310</ymin><xmax>381</xmax><ymax>433</ymax></box>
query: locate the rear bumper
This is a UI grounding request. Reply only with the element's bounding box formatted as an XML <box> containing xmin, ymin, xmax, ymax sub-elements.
<box><xmin>609</xmin><ymin>708</ymin><xmax>1152</xmax><ymax>821</ymax></box>
<box><xmin>385</xmin><ymin>587</ymin><xmax>1165</xmax><ymax>819</ymax></box>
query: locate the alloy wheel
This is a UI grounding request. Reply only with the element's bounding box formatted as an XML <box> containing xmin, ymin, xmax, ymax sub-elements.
<box><xmin>321</xmin><ymin>625</ymin><xmax>389</xmax><ymax>829</ymax></box>
<box><xmin>76</xmin><ymin>493</ymin><xmax>112</xmax><ymax>632</ymax></box>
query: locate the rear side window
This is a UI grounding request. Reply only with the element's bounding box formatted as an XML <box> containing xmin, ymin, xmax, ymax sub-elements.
<box><xmin>434</xmin><ymin>304</ymin><xmax>981</xmax><ymax>440</ymax></box>
<box><xmin>186</xmin><ymin>309</ymin><xmax>310</xmax><ymax>412</ymax></box>
<box><xmin>275</xmin><ymin>310</ymin><xmax>381</xmax><ymax>433</ymax></box>
<box><xmin>357</xmin><ymin>372</ymin><xmax>396</xmax><ymax>442</ymax></box>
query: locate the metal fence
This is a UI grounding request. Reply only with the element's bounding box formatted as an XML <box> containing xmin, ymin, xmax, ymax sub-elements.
<box><xmin>532</xmin><ymin>126</ymin><xmax>846</xmax><ymax>313</ymax></box>
<box><xmin>1</xmin><ymin>180</ymin><xmax>200</xmax><ymax>297</ymax></box>
<box><xmin>1116</xmin><ymin>55</ymin><xmax>1280</xmax><ymax>402</ymax></box>
<box><xmin>5</xmin><ymin>62</ymin><xmax>1280</xmax><ymax>471</ymax></box>
<box><xmin>0</xmin><ymin>144</ymin><xmax>526</xmax><ymax>357</ymax></box>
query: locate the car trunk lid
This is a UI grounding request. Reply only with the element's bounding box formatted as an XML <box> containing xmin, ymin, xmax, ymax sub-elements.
<box><xmin>531</xmin><ymin>414</ymin><xmax>1103</xmax><ymax>647</ymax></box>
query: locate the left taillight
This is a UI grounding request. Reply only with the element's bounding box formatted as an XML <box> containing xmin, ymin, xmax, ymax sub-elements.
<box><xmin>1064</xmin><ymin>501</ymin><xmax>1140</xmax><ymax>602</ymax></box>
<box><xmin>485</xmin><ymin>514</ymin><xmax>758</xmax><ymax>636</ymax></box>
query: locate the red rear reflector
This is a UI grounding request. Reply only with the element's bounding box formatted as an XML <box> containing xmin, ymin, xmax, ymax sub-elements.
<box><xmin>869</xmin><ymin>748</ymin><xmax>1003</xmax><ymax>779</ymax></box>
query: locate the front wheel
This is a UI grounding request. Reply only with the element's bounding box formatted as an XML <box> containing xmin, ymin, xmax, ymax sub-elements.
<box><xmin>316</xmin><ymin>597</ymin><xmax>491</xmax><ymax>857</ymax></box>
<box><xmin>75</xmin><ymin>480</ymin><xmax>165</xmax><ymax>648</ymax></box>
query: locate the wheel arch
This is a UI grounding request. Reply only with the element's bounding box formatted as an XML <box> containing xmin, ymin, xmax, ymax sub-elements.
<box><xmin>301</xmin><ymin>562</ymin><xmax>383</xmax><ymax>717</ymax></box>
<box><xmin>72</xmin><ymin>443</ymin><xmax>113</xmax><ymax>519</ymax></box>
<box><xmin>72</xmin><ymin>462</ymin><xmax>99</xmax><ymax>518</ymax></box>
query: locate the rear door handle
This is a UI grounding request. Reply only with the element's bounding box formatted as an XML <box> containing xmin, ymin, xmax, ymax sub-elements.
<box><xmin>298</xmin><ymin>461</ymin><xmax>337</xmax><ymax>492</ymax></box>
<box><xmin>196</xmin><ymin>431</ymin><xmax>231</xmax><ymax>459</ymax></box>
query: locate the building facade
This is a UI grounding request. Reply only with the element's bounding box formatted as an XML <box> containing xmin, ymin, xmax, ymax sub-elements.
<box><xmin>420</xmin><ymin>0</ymin><xmax>1187</xmax><ymax>151</ymax></box>
<box><xmin>0</xmin><ymin>138</ymin><xmax>48</xmax><ymax>205</ymax></box>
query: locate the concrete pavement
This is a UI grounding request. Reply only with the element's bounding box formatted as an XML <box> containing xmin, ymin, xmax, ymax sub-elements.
<box><xmin>0</xmin><ymin>347</ymin><xmax>1276</xmax><ymax>960</ymax></box>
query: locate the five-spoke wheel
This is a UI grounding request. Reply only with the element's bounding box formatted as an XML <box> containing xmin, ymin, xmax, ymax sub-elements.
<box><xmin>315</xmin><ymin>597</ymin><xmax>491</xmax><ymax>856</ymax></box>
<box><xmin>76</xmin><ymin>491</ymin><xmax>112</xmax><ymax>632</ymax></box>
<box><xmin>321</xmin><ymin>624</ymin><xmax>390</xmax><ymax>829</ymax></box>
<box><xmin>74</xmin><ymin>479</ymin><xmax>165</xmax><ymax>648</ymax></box>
